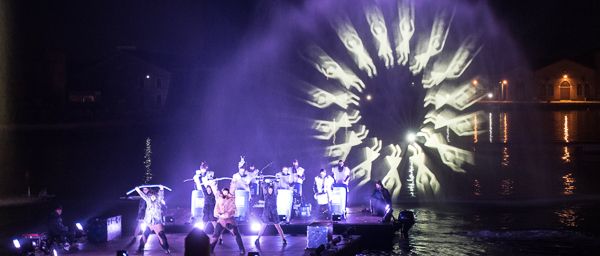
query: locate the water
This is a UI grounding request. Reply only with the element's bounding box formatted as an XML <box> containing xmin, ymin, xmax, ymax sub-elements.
<box><xmin>360</xmin><ymin>203</ymin><xmax>600</xmax><ymax>255</ymax></box>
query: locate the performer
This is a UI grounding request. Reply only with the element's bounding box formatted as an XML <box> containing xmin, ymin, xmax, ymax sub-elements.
<box><xmin>135</xmin><ymin>186</ymin><xmax>170</xmax><ymax>254</ymax></box>
<box><xmin>193</xmin><ymin>162</ymin><xmax>216</xmax><ymax>192</ymax></box>
<box><xmin>275</xmin><ymin>166</ymin><xmax>294</xmax><ymax>190</ymax></box>
<box><xmin>290</xmin><ymin>159</ymin><xmax>305</xmax><ymax>205</ymax></box>
<box><xmin>370</xmin><ymin>180</ymin><xmax>392</xmax><ymax>216</ymax></box>
<box><xmin>332</xmin><ymin>160</ymin><xmax>351</xmax><ymax>191</ymax></box>
<box><xmin>247</xmin><ymin>163</ymin><xmax>260</xmax><ymax>205</ymax></box>
<box><xmin>230</xmin><ymin>157</ymin><xmax>250</xmax><ymax>192</ymax></box>
<box><xmin>47</xmin><ymin>204</ymin><xmax>71</xmax><ymax>247</ymax></box>
<box><xmin>201</xmin><ymin>184</ymin><xmax>217</xmax><ymax>233</ymax></box>
<box><xmin>210</xmin><ymin>187</ymin><xmax>245</xmax><ymax>254</ymax></box>
<box><xmin>254</xmin><ymin>183</ymin><xmax>287</xmax><ymax>245</ymax></box>
<box><xmin>131</xmin><ymin>187</ymin><xmax>149</xmax><ymax>243</ymax></box>
<box><xmin>313</xmin><ymin>169</ymin><xmax>334</xmax><ymax>219</ymax></box>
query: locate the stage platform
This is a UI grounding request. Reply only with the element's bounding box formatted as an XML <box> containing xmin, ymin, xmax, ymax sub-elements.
<box><xmin>38</xmin><ymin>208</ymin><xmax>401</xmax><ymax>255</ymax></box>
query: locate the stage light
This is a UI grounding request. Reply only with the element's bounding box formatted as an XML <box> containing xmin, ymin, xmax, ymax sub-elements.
<box><xmin>406</xmin><ymin>132</ymin><xmax>416</xmax><ymax>143</ymax></box>
<box><xmin>116</xmin><ymin>250</ymin><xmax>129</xmax><ymax>256</ymax></box>
<box><xmin>146</xmin><ymin>75</ymin><xmax>150</xmax><ymax>79</ymax></box>
<box><xmin>487</xmin><ymin>93</ymin><xmax>493</xmax><ymax>99</ymax></box>
<box><xmin>251</xmin><ymin>221</ymin><xmax>262</xmax><ymax>232</ymax></box>
<box><xmin>366</xmin><ymin>94</ymin><xmax>372</xmax><ymax>101</ymax></box>
<box><xmin>53</xmin><ymin>249</ymin><xmax>58</xmax><ymax>256</ymax></box>
<box><xmin>12</xmin><ymin>239</ymin><xmax>20</xmax><ymax>249</ymax></box>
<box><xmin>563</xmin><ymin>74</ymin><xmax>568</xmax><ymax>79</ymax></box>
<box><xmin>332</xmin><ymin>214</ymin><xmax>342</xmax><ymax>221</ymax></box>
<box><xmin>278</xmin><ymin>215</ymin><xmax>287</xmax><ymax>222</ymax></box>
<box><xmin>140</xmin><ymin>222</ymin><xmax>147</xmax><ymax>231</ymax></box>
<box><xmin>76</xmin><ymin>222</ymin><xmax>83</xmax><ymax>231</ymax></box>
<box><xmin>502</xmin><ymin>80</ymin><xmax>508</xmax><ymax>85</ymax></box>
<box><xmin>194</xmin><ymin>222</ymin><xmax>205</xmax><ymax>230</ymax></box>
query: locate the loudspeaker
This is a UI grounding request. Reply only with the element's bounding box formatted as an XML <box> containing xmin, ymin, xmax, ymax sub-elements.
<box><xmin>88</xmin><ymin>215</ymin><xmax>122</xmax><ymax>243</ymax></box>
<box><xmin>307</xmin><ymin>222</ymin><xmax>332</xmax><ymax>249</ymax></box>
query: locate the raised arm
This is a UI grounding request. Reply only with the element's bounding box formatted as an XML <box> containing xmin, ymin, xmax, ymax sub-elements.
<box><xmin>135</xmin><ymin>187</ymin><xmax>150</xmax><ymax>202</ymax></box>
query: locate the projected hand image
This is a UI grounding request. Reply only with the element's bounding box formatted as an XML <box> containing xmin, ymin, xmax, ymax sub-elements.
<box><xmin>307</xmin><ymin>87</ymin><xmax>360</xmax><ymax>109</ymax></box>
<box><xmin>410</xmin><ymin>144</ymin><xmax>441</xmax><ymax>196</ymax></box>
<box><xmin>395</xmin><ymin>0</ymin><xmax>415</xmax><ymax>66</ymax></box>
<box><xmin>410</xmin><ymin>8</ymin><xmax>454</xmax><ymax>74</ymax></box>
<box><xmin>382</xmin><ymin>144</ymin><xmax>403</xmax><ymax>199</ymax></box>
<box><xmin>335</xmin><ymin>20</ymin><xmax>377</xmax><ymax>77</ymax></box>
<box><xmin>325</xmin><ymin>125</ymin><xmax>369</xmax><ymax>160</ymax></box>
<box><xmin>366</xmin><ymin>7</ymin><xmax>394</xmax><ymax>68</ymax></box>
<box><xmin>313</xmin><ymin>110</ymin><xmax>362</xmax><ymax>140</ymax></box>
<box><xmin>315</xmin><ymin>57</ymin><xmax>366</xmax><ymax>92</ymax></box>
<box><xmin>422</xmin><ymin>36</ymin><xmax>482</xmax><ymax>88</ymax></box>
<box><xmin>351</xmin><ymin>138</ymin><xmax>382</xmax><ymax>187</ymax></box>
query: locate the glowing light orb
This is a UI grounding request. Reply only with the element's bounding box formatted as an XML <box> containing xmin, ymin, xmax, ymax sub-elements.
<box><xmin>250</xmin><ymin>221</ymin><xmax>262</xmax><ymax>232</ymax></box>
<box><xmin>406</xmin><ymin>132</ymin><xmax>417</xmax><ymax>143</ymax></box>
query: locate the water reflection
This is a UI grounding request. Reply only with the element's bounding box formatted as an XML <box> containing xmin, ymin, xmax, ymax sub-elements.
<box><xmin>562</xmin><ymin>147</ymin><xmax>571</xmax><ymax>163</ymax></box>
<box><xmin>473</xmin><ymin>114</ymin><xmax>478</xmax><ymax>143</ymax></box>
<box><xmin>563</xmin><ymin>114</ymin><xmax>570</xmax><ymax>143</ymax></box>
<box><xmin>488</xmin><ymin>112</ymin><xmax>493</xmax><ymax>143</ymax></box>
<box><xmin>473</xmin><ymin>179</ymin><xmax>481</xmax><ymax>196</ymax></box>
<box><xmin>499</xmin><ymin>179</ymin><xmax>514</xmax><ymax>196</ymax></box>
<box><xmin>562</xmin><ymin>173</ymin><xmax>576</xmax><ymax>196</ymax></box>
<box><xmin>555</xmin><ymin>207</ymin><xmax>579</xmax><ymax>228</ymax></box>
<box><xmin>500</xmin><ymin>113</ymin><xmax>509</xmax><ymax>167</ymax></box>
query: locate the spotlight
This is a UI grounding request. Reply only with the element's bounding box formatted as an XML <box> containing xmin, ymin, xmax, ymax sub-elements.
<box><xmin>140</xmin><ymin>222</ymin><xmax>147</xmax><ymax>231</ymax></box>
<box><xmin>487</xmin><ymin>93</ymin><xmax>493</xmax><ymax>99</ymax></box>
<box><xmin>332</xmin><ymin>214</ymin><xmax>342</xmax><ymax>221</ymax></box>
<box><xmin>278</xmin><ymin>215</ymin><xmax>287</xmax><ymax>222</ymax></box>
<box><xmin>250</xmin><ymin>222</ymin><xmax>262</xmax><ymax>232</ymax></box>
<box><xmin>406</xmin><ymin>132</ymin><xmax>416</xmax><ymax>143</ymax></box>
<box><xmin>76</xmin><ymin>223</ymin><xmax>84</xmax><ymax>231</ymax></box>
<box><xmin>194</xmin><ymin>222</ymin><xmax>205</xmax><ymax>230</ymax></box>
<box><xmin>146</xmin><ymin>75</ymin><xmax>150</xmax><ymax>79</ymax></box>
<box><xmin>365</xmin><ymin>94</ymin><xmax>372</xmax><ymax>101</ymax></box>
<box><xmin>116</xmin><ymin>250</ymin><xmax>129</xmax><ymax>256</ymax></box>
<box><xmin>12</xmin><ymin>239</ymin><xmax>20</xmax><ymax>249</ymax></box>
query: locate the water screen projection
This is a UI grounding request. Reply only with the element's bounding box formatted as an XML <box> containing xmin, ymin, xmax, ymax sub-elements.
<box><xmin>198</xmin><ymin>0</ymin><xmax>520</xmax><ymax>204</ymax></box>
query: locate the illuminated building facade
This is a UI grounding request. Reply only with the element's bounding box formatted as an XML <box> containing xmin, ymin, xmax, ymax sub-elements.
<box><xmin>70</xmin><ymin>52</ymin><xmax>171</xmax><ymax>119</ymax></box>
<box><xmin>534</xmin><ymin>59</ymin><xmax>597</xmax><ymax>101</ymax></box>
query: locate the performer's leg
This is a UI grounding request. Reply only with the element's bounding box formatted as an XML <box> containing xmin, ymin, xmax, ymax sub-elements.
<box><xmin>138</xmin><ymin>225</ymin><xmax>151</xmax><ymax>252</ymax></box>
<box><xmin>210</xmin><ymin>223</ymin><xmax>225</xmax><ymax>252</ymax></box>
<box><xmin>274</xmin><ymin>224</ymin><xmax>286</xmax><ymax>243</ymax></box>
<box><xmin>229</xmin><ymin>225</ymin><xmax>245</xmax><ymax>252</ymax></box>
<box><xmin>257</xmin><ymin>223</ymin><xmax>266</xmax><ymax>239</ymax></box>
<box><xmin>158</xmin><ymin>230</ymin><xmax>170</xmax><ymax>251</ymax></box>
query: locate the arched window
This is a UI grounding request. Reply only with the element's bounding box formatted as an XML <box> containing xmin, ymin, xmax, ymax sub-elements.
<box><xmin>577</xmin><ymin>84</ymin><xmax>582</xmax><ymax>96</ymax></box>
<box><xmin>559</xmin><ymin>81</ymin><xmax>570</xmax><ymax>88</ymax></box>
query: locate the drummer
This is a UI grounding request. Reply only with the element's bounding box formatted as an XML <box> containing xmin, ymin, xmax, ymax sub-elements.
<box><xmin>247</xmin><ymin>164</ymin><xmax>260</xmax><ymax>195</ymax></box>
<box><xmin>290</xmin><ymin>159</ymin><xmax>305</xmax><ymax>205</ymax></box>
<box><xmin>275</xmin><ymin>166</ymin><xmax>293</xmax><ymax>190</ymax></box>
<box><xmin>230</xmin><ymin>163</ymin><xmax>250</xmax><ymax>192</ymax></box>
<box><xmin>247</xmin><ymin>163</ymin><xmax>260</xmax><ymax>206</ymax></box>
<box><xmin>313</xmin><ymin>168</ymin><xmax>334</xmax><ymax>219</ymax></box>
<box><xmin>193</xmin><ymin>162</ymin><xmax>216</xmax><ymax>192</ymax></box>
<box><xmin>275</xmin><ymin>166</ymin><xmax>294</xmax><ymax>221</ymax></box>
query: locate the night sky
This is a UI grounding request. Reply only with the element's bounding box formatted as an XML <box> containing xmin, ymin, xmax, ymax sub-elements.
<box><xmin>2</xmin><ymin>0</ymin><xmax>600</xmax><ymax>200</ymax></box>
<box><xmin>9</xmin><ymin>0</ymin><xmax>600</xmax><ymax>73</ymax></box>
